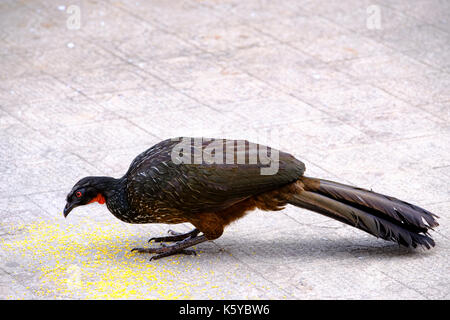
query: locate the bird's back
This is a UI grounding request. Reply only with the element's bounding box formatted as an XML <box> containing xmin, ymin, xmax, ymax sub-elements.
<box><xmin>123</xmin><ymin>137</ymin><xmax>305</xmax><ymax>222</ymax></box>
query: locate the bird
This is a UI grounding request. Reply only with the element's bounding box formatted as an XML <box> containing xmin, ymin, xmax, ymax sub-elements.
<box><xmin>64</xmin><ymin>137</ymin><xmax>439</xmax><ymax>260</ymax></box>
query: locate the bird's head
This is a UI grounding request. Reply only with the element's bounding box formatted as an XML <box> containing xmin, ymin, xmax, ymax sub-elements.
<box><xmin>63</xmin><ymin>176</ymin><xmax>111</xmax><ymax>217</ymax></box>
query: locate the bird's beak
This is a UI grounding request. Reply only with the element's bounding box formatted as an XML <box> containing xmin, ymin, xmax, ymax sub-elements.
<box><xmin>63</xmin><ymin>202</ymin><xmax>76</xmax><ymax>218</ymax></box>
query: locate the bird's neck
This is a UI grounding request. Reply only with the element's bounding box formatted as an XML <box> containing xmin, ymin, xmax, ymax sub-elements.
<box><xmin>99</xmin><ymin>176</ymin><xmax>133</xmax><ymax>222</ymax></box>
<box><xmin>92</xmin><ymin>176</ymin><xmax>123</xmax><ymax>199</ymax></box>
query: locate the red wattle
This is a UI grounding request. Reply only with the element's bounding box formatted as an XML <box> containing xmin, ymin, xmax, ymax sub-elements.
<box><xmin>89</xmin><ymin>194</ymin><xmax>105</xmax><ymax>205</ymax></box>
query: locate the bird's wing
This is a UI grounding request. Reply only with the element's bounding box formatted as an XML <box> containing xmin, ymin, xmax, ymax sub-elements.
<box><xmin>126</xmin><ymin>137</ymin><xmax>305</xmax><ymax>213</ymax></box>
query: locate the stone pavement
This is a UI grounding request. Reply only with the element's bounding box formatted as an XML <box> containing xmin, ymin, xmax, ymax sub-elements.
<box><xmin>0</xmin><ymin>0</ymin><xmax>449</xmax><ymax>299</ymax></box>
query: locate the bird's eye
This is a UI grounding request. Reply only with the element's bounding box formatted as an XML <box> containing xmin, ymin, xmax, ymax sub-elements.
<box><xmin>76</xmin><ymin>191</ymin><xmax>82</xmax><ymax>198</ymax></box>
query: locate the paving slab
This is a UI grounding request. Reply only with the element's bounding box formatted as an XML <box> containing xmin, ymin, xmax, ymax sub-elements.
<box><xmin>0</xmin><ymin>0</ymin><xmax>448</xmax><ymax>300</ymax></box>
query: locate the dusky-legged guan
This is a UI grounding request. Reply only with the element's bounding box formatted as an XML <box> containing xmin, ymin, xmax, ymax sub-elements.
<box><xmin>64</xmin><ymin>137</ymin><xmax>439</xmax><ymax>260</ymax></box>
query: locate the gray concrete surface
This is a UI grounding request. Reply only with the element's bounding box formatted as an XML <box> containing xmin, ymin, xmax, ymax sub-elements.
<box><xmin>0</xmin><ymin>0</ymin><xmax>449</xmax><ymax>300</ymax></box>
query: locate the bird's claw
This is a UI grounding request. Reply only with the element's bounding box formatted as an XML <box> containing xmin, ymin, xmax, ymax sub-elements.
<box><xmin>147</xmin><ymin>228</ymin><xmax>200</xmax><ymax>243</ymax></box>
<box><xmin>132</xmin><ymin>244</ymin><xmax>198</xmax><ymax>260</ymax></box>
<box><xmin>148</xmin><ymin>230</ymin><xmax>179</xmax><ymax>243</ymax></box>
<box><xmin>133</xmin><ymin>233</ymin><xmax>206</xmax><ymax>261</ymax></box>
<box><xmin>149</xmin><ymin>249</ymin><xmax>197</xmax><ymax>261</ymax></box>
<box><xmin>131</xmin><ymin>247</ymin><xmax>162</xmax><ymax>254</ymax></box>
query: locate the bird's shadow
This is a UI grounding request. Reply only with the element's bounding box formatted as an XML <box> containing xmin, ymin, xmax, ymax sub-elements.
<box><xmin>87</xmin><ymin>232</ymin><xmax>435</xmax><ymax>264</ymax></box>
<box><xmin>202</xmin><ymin>236</ymin><xmax>434</xmax><ymax>262</ymax></box>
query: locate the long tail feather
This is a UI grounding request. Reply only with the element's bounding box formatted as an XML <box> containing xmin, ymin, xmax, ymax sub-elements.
<box><xmin>288</xmin><ymin>177</ymin><xmax>439</xmax><ymax>249</ymax></box>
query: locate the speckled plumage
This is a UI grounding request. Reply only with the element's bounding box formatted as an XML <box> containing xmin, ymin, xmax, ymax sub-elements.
<box><xmin>121</xmin><ymin>137</ymin><xmax>305</xmax><ymax>224</ymax></box>
<box><xmin>65</xmin><ymin>137</ymin><xmax>438</xmax><ymax>259</ymax></box>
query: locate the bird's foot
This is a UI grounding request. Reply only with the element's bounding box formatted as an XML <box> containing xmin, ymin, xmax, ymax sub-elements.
<box><xmin>150</xmin><ymin>249</ymin><xmax>197</xmax><ymax>261</ymax></box>
<box><xmin>131</xmin><ymin>234</ymin><xmax>207</xmax><ymax>261</ymax></box>
<box><xmin>131</xmin><ymin>246</ymin><xmax>196</xmax><ymax>259</ymax></box>
<box><xmin>148</xmin><ymin>228</ymin><xmax>200</xmax><ymax>243</ymax></box>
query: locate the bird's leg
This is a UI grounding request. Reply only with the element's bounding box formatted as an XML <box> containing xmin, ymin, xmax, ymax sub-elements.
<box><xmin>148</xmin><ymin>228</ymin><xmax>200</xmax><ymax>243</ymax></box>
<box><xmin>131</xmin><ymin>234</ymin><xmax>208</xmax><ymax>260</ymax></box>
